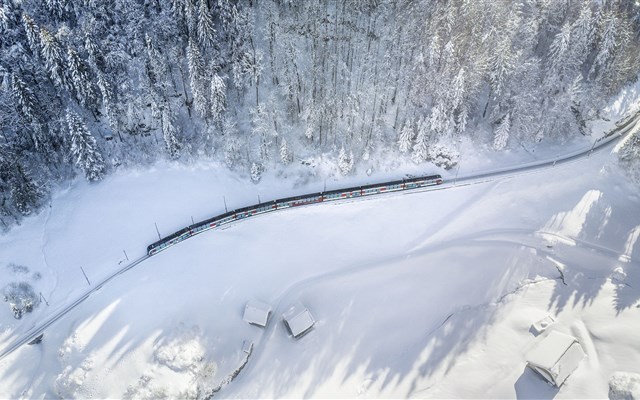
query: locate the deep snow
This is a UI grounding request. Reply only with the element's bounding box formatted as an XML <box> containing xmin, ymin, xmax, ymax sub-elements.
<box><xmin>1</xmin><ymin>98</ymin><xmax>640</xmax><ymax>398</ymax></box>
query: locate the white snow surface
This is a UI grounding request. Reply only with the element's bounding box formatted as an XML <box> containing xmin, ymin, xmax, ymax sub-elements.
<box><xmin>1</xmin><ymin>112</ymin><xmax>640</xmax><ymax>398</ymax></box>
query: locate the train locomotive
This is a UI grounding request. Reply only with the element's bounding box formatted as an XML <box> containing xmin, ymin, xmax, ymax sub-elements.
<box><xmin>146</xmin><ymin>174</ymin><xmax>443</xmax><ymax>256</ymax></box>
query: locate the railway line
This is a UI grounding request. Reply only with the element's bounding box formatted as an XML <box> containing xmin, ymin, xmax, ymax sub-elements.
<box><xmin>0</xmin><ymin>111</ymin><xmax>638</xmax><ymax>361</ymax></box>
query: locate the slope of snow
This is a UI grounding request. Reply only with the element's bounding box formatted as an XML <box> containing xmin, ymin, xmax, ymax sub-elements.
<box><xmin>0</xmin><ymin>124</ymin><xmax>639</xmax><ymax>398</ymax></box>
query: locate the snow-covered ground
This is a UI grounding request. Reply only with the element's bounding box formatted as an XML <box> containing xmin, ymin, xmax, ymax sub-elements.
<box><xmin>1</xmin><ymin>103</ymin><xmax>640</xmax><ymax>398</ymax></box>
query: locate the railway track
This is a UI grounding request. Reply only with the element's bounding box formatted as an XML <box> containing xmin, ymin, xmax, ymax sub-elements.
<box><xmin>0</xmin><ymin>111</ymin><xmax>638</xmax><ymax>362</ymax></box>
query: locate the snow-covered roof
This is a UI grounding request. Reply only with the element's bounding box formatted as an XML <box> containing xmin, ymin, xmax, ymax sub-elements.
<box><xmin>283</xmin><ymin>305</ymin><xmax>315</xmax><ymax>338</ymax></box>
<box><xmin>527</xmin><ymin>331</ymin><xmax>585</xmax><ymax>387</ymax></box>
<box><xmin>242</xmin><ymin>300</ymin><xmax>272</xmax><ymax>327</ymax></box>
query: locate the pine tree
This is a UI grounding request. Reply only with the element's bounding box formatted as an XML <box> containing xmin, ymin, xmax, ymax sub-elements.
<box><xmin>250</xmin><ymin>162</ymin><xmax>263</xmax><ymax>183</ymax></box>
<box><xmin>66</xmin><ymin>109</ymin><xmax>105</xmax><ymax>181</ymax></box>
<box><xmin>0</xmin><ymin>6</ymin><xmax>9</xmax><ymax>33</ymax></box>
<box><xmin>44</xmin><ymin>0</ymin><xmax>67</xmax><ymax>20</ymax></box>
<box><xmin>161</xmin><ymin>108</ymin><xmax>181</xmax><ymax>159</ymax></box>
<box><xmin>11</xmin><ymin>73</ymin><xmax>39</xmax><ymax>124</ymax></box>
<box><xmin>338</xmin><ymin>146</ymin><xmax>354</xmax><ymax>175</ymax></box>
<box><xmin>187</xmin><ymin>37</ymin><xmax>208</xmax><ymax>118</ymax></box>
<box><xmin>398</xmin><ymin>120</ymin><xmax>414</xmax><ymax>153</ymax></box>
<box><xmin>22</xmin><ymin>14</ymin><xmax>40</xmax><ymax>56</ymax></box>
<box><xmin>210</xmin><ymin>73</ymin><xmax>226</xmax><ymax>121</ymax></box>
<box><xmin>197</xmin><ymin>0</ymin><xmax>215</xmax><ymax>49</ymax></box>
<box><xmin>548</xmin><ymin>22</ymin><xmax>573</xmax><ymax>77</ymax></box>
<box><xmin>570</xmin><ymin>2</ymin><xmax>595</xmax><ymax>66</ymax></box>
<box><xmin>223</xmin><ymin>116</ymin><xmax>242</xmax><ymax>168</ymax></box>
<box><xmin>280</xmin><ymin>137</ymin><xmax>291</xmax><ymax>164</ymax></box>
<box><xmin>412</xmin><ymin>117</ymin><xmax>430</xmax><ymax>163</ymax></box>
<box><xmin>10</xmin><ymin>163</ymin><xmax>43</xmax><ymax>216</ymax></box>
<box><xmin>67</xmin><ymin>47</ymin><xmax>95</xmax><ymax>107</ymax></box>
<box><xmin>39</xmin><ymin>27</ymin><xmax>66</xmax><ymax>89</ymax></box>
<box><xmin>95</xmin><ymin>71</ymin><xmax>118</xmax><ymax>134</ymax></box>
<box><xmin>493</xmin><ymin>113</ymin><xmax>510</xmax><ymax>151</ymax></box>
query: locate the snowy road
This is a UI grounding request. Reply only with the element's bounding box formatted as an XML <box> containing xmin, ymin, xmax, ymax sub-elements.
<box><xmin>0</xmin><ymin>111</ymin><xmax>638</xmax><ymax>363</ymax></box>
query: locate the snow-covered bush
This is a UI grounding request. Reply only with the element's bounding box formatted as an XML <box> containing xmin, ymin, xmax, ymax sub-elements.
<box><xmin>3</xmin><ymin>281</ymin><xmax>39</xmax><ymax>319</ymax></box>
<box><xmin>54</xmin><ymin>357</ymin><xmax>95</xmax><ymax>399</ymax></box>
<box><xmin>428</xmin><ymin>142</ymin><xmax>459</xmax><ymax>170</ymax></box>
<box><xmin>619</xmin><ymin>132</ymin><xmax>640</xmax><ymax>183</ymax></box>
<box><xmin>250</xmin><ymin>162</ymin><xmax>264</xmax><ymax>183</ymax></box>
<box><xmin>338</xmin><ymin>146</ymin><xmax>354</xmax><ymax>175</ymax></box>
<box><xmin>609</xmin><ymin>372</ymin><xmax>640</xmax><ymax>400</ymax></box>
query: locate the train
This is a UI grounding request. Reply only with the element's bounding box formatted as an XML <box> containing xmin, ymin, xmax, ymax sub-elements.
<box><xmin>146</xmin><ymin>174</ymin><xmax>443</xmax><ymax>256</ymax></box>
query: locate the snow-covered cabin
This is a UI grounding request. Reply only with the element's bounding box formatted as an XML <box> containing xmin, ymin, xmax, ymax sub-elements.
<box><xmin>526</xmin><ymin>331</ymin><xmax>585</xmax><ymax>387</ymax></box>
<box><xmin>283</xmin><ymin>304</ymin><xmax>315</xmax><ymax>338</ymax></box>
<box><xmin>242</xmin><ymin>300</ymin><xmax>272</xmax><ymax>327</ymax></box>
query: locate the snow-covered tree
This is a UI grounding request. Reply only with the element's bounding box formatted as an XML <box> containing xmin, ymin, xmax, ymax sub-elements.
<box><xmin>250</xmin><ymin>162</ymin><xmax>263</xmax><ymax>183</ymax></box>
<box><xmin>0</xmin><ymin>6</ymin><xmax>10</xmax><ymax>33</ymax></box>
<box><xmin>210</xmin><ymin>73</ymin><xmax>226</xmax><ymax>121</ymax></box>
<box><xmin>412</xmin><ymin>117</ymin><xmax>430</xmax><ymax>163</ymax></box>
<box><xmin>187</xmin><ymin>37</ymin><xmax>208</xmax><ymax>118</ymax></box>
<box><xmin>338</xmin><ymin>146</ymin><xmax>354</xmax><ymax>175</ymax></box>
<box><xmin>21</xmin><ymin>14</ymin><xmax>39</xmax><ymax>55</ymax></box>
<box><xmin>39</xmin><ymin>27</ymin><xmax>66</xmax><ymax>89</ymax></box>
<box><xmin>197</xmin><ymin>0</ymin><xmax>215</xmax><ymax>49</ymax></box>
<box><xmin>398</xmin><ymin>120</ymin><xmax>414</xmax><ymax>154</ymax></box>
<box><xmin>10</xmin><ymin>163</ymin><xmax>43</xmax><ymax>216</ymax></box>
<box><xmin>279</xmin><ymin>137</ymin><xmax>291</xmax><ymax>164</ymax></box>
<box><xmin>66</xmin><ymin>109</ymin><xmax>105</xmax><ymax>181</ymax></box>
<box><xmin>11</xmin><ymin>73</ymin><xmax>39</xmax><ymax>124</ymax></box>
<box><xmin>548</xmin><ymin>22</ymin><xmax>574</xmax><ymax>78</ymax></box>
<box><xmin>162</xmin><ymin>108</ymin><xmax>181</xmax><ymax>159</ymax></box>
<box><xmin>67</xmin><ymin>47</ymin><xmax>95</xmax><ymax>108</ymax></box>
<box><xmin>493</xmin><ymin>113</ymin><xmax>511</xmax><ymax>151</ymax></box>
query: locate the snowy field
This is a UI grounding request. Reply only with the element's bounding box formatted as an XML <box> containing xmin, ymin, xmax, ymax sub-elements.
<box><xmin>1</xmin><ymin>114</ymin><xmax>640</xmax><ymax>397</ymax></box>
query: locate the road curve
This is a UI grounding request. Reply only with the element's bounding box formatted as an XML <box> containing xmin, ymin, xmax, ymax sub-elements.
<box><xmin>0</xmin><ymin>110</ymin><xmax>638</xmax><ymax>362</ymax></box>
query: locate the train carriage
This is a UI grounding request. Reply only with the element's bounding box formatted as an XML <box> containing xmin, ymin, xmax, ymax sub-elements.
<box><xmin>147</xmin><ymin>173</ymin><xmax>443</xmax><ymax>256</ymax></box>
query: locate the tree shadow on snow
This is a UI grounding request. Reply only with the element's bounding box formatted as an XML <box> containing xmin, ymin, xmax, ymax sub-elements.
<box><xmin>542</xmin><ymin>188</ymin><xmax>640</xmax><ymax>315</ymax></box>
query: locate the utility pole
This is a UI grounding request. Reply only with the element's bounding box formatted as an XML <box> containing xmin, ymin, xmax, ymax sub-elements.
<box><xmin>155</xmin><ymin>222</ymin><xmax>161</xmax><ymax>240</ymax></box>
<box><xmin>223</xmin><ymin>196</ymin><xmax>228</xmax><ymax>213</ymax></box>
<box><xmin>123</xmin><ymin>250</ymin><xmax>129</xmax><ymax>261</ymax></box>
<box><xmin>80</xmin><ymin>267</ymin><xmax>91</xmax><ymax>286</ymax></box>
<box><xmin>39</xmin><ymin>292</ymin><xmax>49</xmax><ymax>306</ymax></box>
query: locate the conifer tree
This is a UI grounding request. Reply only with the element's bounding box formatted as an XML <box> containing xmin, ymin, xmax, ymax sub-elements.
<box><xmin>280</xmin><ymin>137</ymin><xmax>291</xmax><ymax>164</ymax></box>
<box><xmin>187</xmin><ymin>37</ymin><xmax>208</xmax><ymax>118</ymax></box>
<box><xmin>338</xmin><ymin>146</ymin><xmax>354</xmax><ymax>175</ymax></box>
<box><xmin>197</xmin><ymin>0</ymin><xmax>215</xmax><ymax>49</ymax></box>
<box><xmin>11</xmin><ymin>73</ymin><xmax>39</xmax><ymax>124</ymax></box>
<box><xmin>67</xmin><ymin>47</ymin><xmax>95</xmax><ymax>108</ymax></box>
<box><xmin>21</xmin><ymin>14</ymin><xmax>39</xmax><ymax>55</ymax></box>
<box><xmin>39</xmin><ymin>27</ymin><xmax>66</xmax><ymax>89</ymax></box>
<box><xmin>66</xmin><ymin>109</ymin><xmax>105</xmax><ymax>181</ymax></box>
<box><xmin>210</xmin><ymin>73</ymin><xmax>226</xmax><ymax>121</ymax></box>
<box><xmin>162</xmin><ymin>108</ymin><xmax>181</xmax><ymax>159</ymax></box>
<box><xmin>493</xmin><ymin>113</ymin><xmax>511</xmax><ymax>151</ymax></box>
<box><xmin>412</xmin><ymin>117</ymin><xmax>430</xmax><ymax>163</ymax></box>
<box><xmin>10</xmin><ymin>163</ymin><xmax>43</xmax><ymax>216</ymax></box>
<box><xmin>398</xmin><ymin>120</ymin><xmax>414</xmax><ymax>154</ymax></box>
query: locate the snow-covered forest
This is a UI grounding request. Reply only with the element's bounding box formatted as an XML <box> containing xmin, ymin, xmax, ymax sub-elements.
<box><xmin>1</xmin><ymin>0</ymin><xmax>639</xmax><ymax>228</ymax></box>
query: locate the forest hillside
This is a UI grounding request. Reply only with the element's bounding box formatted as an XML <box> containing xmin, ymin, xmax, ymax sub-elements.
<box><xmin>1</xmin><ymin>0</ymin><xmax>640</xmax><ymax>229</ymax></box>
